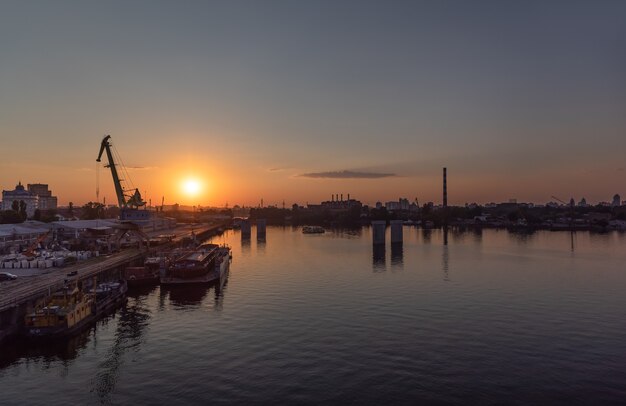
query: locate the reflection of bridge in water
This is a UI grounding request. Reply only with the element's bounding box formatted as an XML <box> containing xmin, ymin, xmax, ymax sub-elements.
<box><xmin>390</xmin><ymin>243</ymin><xmax>403</xmax><ymax>270</ymax></box>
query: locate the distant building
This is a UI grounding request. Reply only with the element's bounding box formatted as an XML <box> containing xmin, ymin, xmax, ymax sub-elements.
<box><xmin>578</xmin><ymin>197</ymin><xmax>587</xmax><ymax>207</ymax></box>
<box><xmin>385</xmin><ymin>197</ymin><xmax>411</xmax><ymax>212</ymax></box>
<box><xmin>1</xmin><ymin>182</ymin><xmax>39</xmax><ymax>217</ymax></box>
<box><xmin>385</xmin><ymin>201</ymin><xmax>399</xmax><ymax>211</ymax></box>
<box><xmin>612</xmin><ymin>194</ymin><xmax>621</xmax><ymax>207</ymax></box>
<box><xmin>375</xmin><ymin>201</ymin><xmax>382</xmax><ymax>209</ymax></box>
<box><xmin>308</xmin><ymin>194</ymin><xmax>362</xmax><ymax>212</ymax></box>
<box><xmin>27</xmin><ymin>183</ymin><xmax>58</xmax><ymax>210</ymax></box>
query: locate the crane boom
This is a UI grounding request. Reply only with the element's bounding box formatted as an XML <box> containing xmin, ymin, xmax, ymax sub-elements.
<box><xmin>97</xmin><ymin>135</ymin><xmax>126</xmax><ymax>208</ymax></box>
<box><xmin>551</xmin><ymin>195</ymin><xmax>567</xmax><ymax>205</ymax></box>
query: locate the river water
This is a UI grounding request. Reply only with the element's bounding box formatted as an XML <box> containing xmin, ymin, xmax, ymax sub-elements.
<box><xmin>1</xmin><ymin>227</ymin><xmax>626</xmax><ymax>405</ymax></box>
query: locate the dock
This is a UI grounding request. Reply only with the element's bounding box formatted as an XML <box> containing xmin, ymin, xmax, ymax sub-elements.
<box><xmin>0</xmin><ymin>222</ymin><xmax>227</xmax><ymax>343</ymax></box>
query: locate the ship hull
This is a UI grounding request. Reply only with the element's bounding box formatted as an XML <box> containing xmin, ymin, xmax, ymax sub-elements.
<box><xmin>24</xmin><ymin>281</ymin><xmax>128</xmax><ymax>340</ymax></box>
<box><xmin>161</xmin><ymin>247</ymin><xmax>230</xmax><ymax>285</ymax></box>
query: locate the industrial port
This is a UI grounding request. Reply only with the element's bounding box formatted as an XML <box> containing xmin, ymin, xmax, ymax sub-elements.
<box><xmin>0</xmin><ymin>136</ymin><xmax>231</xmax><ymax>343</ymax></box>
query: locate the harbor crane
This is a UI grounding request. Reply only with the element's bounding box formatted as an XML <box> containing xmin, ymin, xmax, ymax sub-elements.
<box><xmin>97</xmin><ymin>135</ymin><xmax>149</xmax><ymax>221</ymax></box>
<box><xmin>550</xmin><ymin>195</ymin><xmax>576</xmax><ymax>251</ymax></box>
<box><xmin>551</xmin><ymin>195</ymin><xmax>574</xmax><ymax>208</ymax></box>
<box><xmin>97</xmin><ymin>135</ymin><xmax>146</xmax><ymax>210</ymax></box>
<box><xmin>96</xmin><ymin>135</ymin><xmax>150</xmax><ymax>248</ymax></box>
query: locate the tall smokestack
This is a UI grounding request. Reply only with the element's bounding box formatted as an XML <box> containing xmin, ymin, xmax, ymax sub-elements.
<box><xmin>443</xmin><ymin>167</ymin><xmax>448</xmax><ymax>208</ymax></box>
<box><xmin>348</xmin><ymin>193</ymin><xmax>350</xmax><ymax>201</ymax></box>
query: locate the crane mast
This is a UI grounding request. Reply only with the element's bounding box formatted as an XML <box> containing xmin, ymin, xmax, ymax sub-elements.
<box><xmin>96</xmin><ymin>135</ymin><xmax>146</xmax><ymax>223</ymax></box>
<box><xmin>97</xmin><ymin>135</ymin><xmax>126</xmax><ymax>208</ymax></box>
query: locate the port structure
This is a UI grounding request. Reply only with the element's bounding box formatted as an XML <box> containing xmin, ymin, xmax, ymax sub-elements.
<box><xmin>97</xmin><ymin>135</ymin><xmax>149</xmax><ymax>221</ymax></box>
<box><xmin>0</xmin><ymin>222</ymin><xmax>227</xmax><ymax>344</ymax></box>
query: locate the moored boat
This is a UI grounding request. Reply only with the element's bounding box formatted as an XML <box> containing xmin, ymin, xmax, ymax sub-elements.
<box><xmin>213</xmin><ymin>245</ymin><xmax>231</xmax><ymax>281</ymax></box>
<box><xmin>91</xmin><ymin>280</ymin><xmax>128</xmax><ymax>314</ymax></box>
<box><xmin>124</xmin><ymin>257</ymin><xmax>168</xmax><ymax>287</ymax></box>
<box><xmin>161</xmin><ymin>244</ymin><xmax>220</xmax><ymax>285</ymax></box>
<box><xmin>24</xmin><ymin>279</ymin><xmax>127</xmax><ymax>339</ymax></box>
<box><xmin>302</xmin><ymin>226</ymin><xmax>325</xmax><ymax>234</ymax></box>
<box><xmin>24</xmin><ymin>286</ymin><xmax>93</xmax><ymax>339</ymax></box>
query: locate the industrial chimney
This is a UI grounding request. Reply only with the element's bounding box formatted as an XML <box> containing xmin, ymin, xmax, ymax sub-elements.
<box><xmin>443</xmin><ymin>167</ymin><xmax>447</xmax><ymax>208</ymax></box>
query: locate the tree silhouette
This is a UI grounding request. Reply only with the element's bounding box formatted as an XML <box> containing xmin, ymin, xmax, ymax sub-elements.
<box><xmin>18</xmin><ymin>200</ymin><xmax>27</xmax><ymax>220</ymax></box>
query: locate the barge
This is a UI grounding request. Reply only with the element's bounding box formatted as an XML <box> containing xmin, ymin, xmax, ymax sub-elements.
<box><xmin>160</xmin><ymin>244</ymin><xmax>230</xmax><ymax>285</ymax></box>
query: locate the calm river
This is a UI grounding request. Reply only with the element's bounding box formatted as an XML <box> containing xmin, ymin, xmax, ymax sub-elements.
<box><xmin>1</xmin><ymin>227</ymin><xmax>626</xmax><ymax>405</ymax></box>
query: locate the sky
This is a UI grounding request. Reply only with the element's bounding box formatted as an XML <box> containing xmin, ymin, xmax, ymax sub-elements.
<box><xmin>1</xmin><ymin>0</ymin><xmax>625</xmax><ymax>207</ymax></box>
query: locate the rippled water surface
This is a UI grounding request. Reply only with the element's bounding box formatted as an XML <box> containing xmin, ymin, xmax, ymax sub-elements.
<box><xmin>2</xmin><ymin>227</ymin><xmax>626</xmax><ymax>405</ymax></box>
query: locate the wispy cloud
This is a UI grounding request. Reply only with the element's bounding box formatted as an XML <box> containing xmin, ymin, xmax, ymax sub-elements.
<box><xmin>298</xmin><ymin>170</ymin><xmax>396</xmax><ymax>179</ymax></box>
<box><xmin>268</xmin><ymin>166</ymin><xmax>290</xmax><ymax>172</ymax></box>
<box><xmin>127</xmin><ymin>166</ymin><xmax>158</xmax><ymax>171</ymax></box>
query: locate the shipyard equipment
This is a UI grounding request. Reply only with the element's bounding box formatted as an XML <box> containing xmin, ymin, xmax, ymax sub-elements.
<box><xmin>96</xmin><ymin>135</ymin><xmax>148</xmax><ymax>221</ymax></box>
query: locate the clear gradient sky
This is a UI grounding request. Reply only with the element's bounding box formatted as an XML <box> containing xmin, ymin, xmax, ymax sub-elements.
<box><xmin>1</xmin><ymin>1</ymin><xmax>625</xmax><ymax>207</ymax></box>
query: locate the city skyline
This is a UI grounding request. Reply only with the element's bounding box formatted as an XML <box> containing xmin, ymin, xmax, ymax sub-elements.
<box><xmin>1</xmin><ymin>1</ymin><xmax>625</xmax><ymax>206</ymax></box>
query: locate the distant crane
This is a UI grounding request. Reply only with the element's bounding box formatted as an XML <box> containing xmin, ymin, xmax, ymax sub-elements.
<box><xmin>96</xmin><ymin>135</ymin><xmax>147</xmax><ymax>218</ymax></box>
<box><xmin>97</xmin><ymin>135</ymin><xmax>146</xmax><ymax>210</ymax></box>
<box><xmin>551</xmin><ymin>195</ymin><xmax>573</xmax><ymax>208</ymax></box>
<box><xmin>551</xmin><ymin>195</ymin><xmax>576</xmax><ymax>251</ymax></box>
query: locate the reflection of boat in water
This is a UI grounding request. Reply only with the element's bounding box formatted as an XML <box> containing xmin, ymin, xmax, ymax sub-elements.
<box><xmin>163</xmin><ymin>284</ymin><xmax>211</xmax><ymax>306</ymax></box>
<box><xmin>161</xmin><ymin>244</ymin><xmax>230</xmax><ymax>285</ymax></box>
<box><xmin>124</xmin><ymin>257</ymin><xmax>168</xmax><ymax>287</ymax></box>
<box><xmin>0</xmin><ymin>326</ymin><xmax>92</xmax><ymax>369</ymax></box>
<box><xmin>302</xmin><ymin>226</ymin><xmax>325</xmax><ymax>234</ymax></box>
<box><xmin>24</xmin><ymin>280</ymin><xmax>127</xmax><ymax>339</ymax></box>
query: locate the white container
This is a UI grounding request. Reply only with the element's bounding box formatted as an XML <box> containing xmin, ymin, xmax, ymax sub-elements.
<box><xmin>45</xmin><ymin>259</ymin><xmax>53</xmax><ymax>268</ymax></box>
<box><xmin>38</xmin><ymin>260</ymin><xmax>46</xmax><ymax>269</ymax></box>
<box><xmin>21</xmin><ymin>260</ymin><xmax>29</xmax><ymax>268</ymax></box>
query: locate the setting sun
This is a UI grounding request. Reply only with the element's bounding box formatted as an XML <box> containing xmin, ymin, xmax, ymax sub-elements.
<box><xmin>182</xmin><ymin>178</ymin><xmax>201</xmax><ymax>196</ymax></box>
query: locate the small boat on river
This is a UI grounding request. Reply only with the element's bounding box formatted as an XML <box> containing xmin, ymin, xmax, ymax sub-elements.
<box><xmin>302</xmin><ymin>226</ymin><xmax>325</xmax><ymax>234</ymax></box>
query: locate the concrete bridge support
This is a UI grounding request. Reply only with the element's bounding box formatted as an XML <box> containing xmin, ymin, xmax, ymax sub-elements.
<box><xmin>372</xmin><ymin>221</ymin><xmax>386</xmax><ymax>245</ymax></box>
